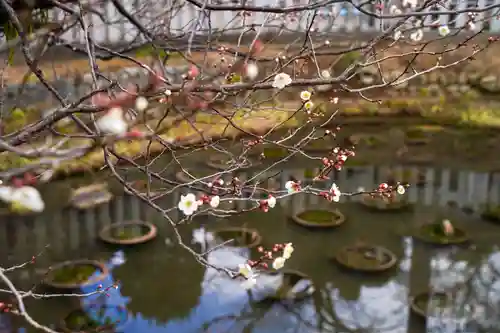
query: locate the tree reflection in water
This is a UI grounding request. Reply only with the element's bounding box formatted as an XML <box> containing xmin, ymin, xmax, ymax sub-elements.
<box><xmin>74</xmin><ymin>221</ymin><xmax>500</xmax><ymax>333</ymax></box>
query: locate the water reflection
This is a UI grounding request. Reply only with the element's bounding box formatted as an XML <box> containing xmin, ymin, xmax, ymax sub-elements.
<box><xmin>4</xmin><ymin>164</ymin><xmax>500</xmax><ymax>332</ymax></box>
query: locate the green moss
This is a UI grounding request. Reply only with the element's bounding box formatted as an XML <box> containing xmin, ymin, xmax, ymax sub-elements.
<box><xmin>112</xmin><ymin>226</ymin><xmax>147</xmax><ymax>240</ymax></box>
<box><xmin>0</xmin><ymin>153</ymin><xmax>33</xmax><ymax>171</ymax></box>
<box><xmin>384</xmin><ymin>99</ymin><xmax>410</xmax><ymax>111</ymax></box>
<box><xmin>297</xmin><ymin>210</ymin><xmax>335</xmax><ymax>223</ymax></box>
<box><xmin>338</xmin><ymin>247</ymin><xmax>389</xmax><ymax>270</ymax></box>
<box><xmin>304</xmin><ymin>169</ymin><xmax>315</xmax><ymax>179</ymax></box>
<box><xmin>65</xmin><ymin>308</ymin><xmax>118</xmax><ymax>331</ymax></box>
<box><xmin>10</xmin><ymin>108</ymin><xmax>26</xmax><ymax>120</ymax></box>
<box><xmin>361</xmin><ymin>103</ymin><xmax>379</xmax><ymax>115</ymax></box>
<box><xmin>405</xmin><ymin>128</ymin><xmax>426</xmax><ymax>139</ymax></box>
<box><xmin>344</xmin><ymin>107</ymin><xmax>362</xmax><ymax>114</ymax></box>
<box><xmin>50</xmin><ymin>264</ymin><xmax>98</xmax><ymax>284</ymax></box>
<box><xmin>134</xmin><ymin>44</ymin><xmax>174</xmax><ymax>58</ymax></box>
<box><xmin>227</xmin><ymin>74</ymin><xmax>242</xmax><ymax>83</ymax></box>
<box><xmin>262</xmin><ymin>147</ymin><xmax>288</xmax><ymax>158</ymax></box>
<box><xmin>417</xmin><ymin>223</ymin><xmax>467</xmax><ymax>243</ymax></box>
<box><xmin>418</xmin><ymin>87</ymin><xmax>430</xmax><ymax>97</ymax></box>
<box><xmin>65</xmin><ymin>310</ymin><xmax>102</xmax><ymax>330</ymax></box>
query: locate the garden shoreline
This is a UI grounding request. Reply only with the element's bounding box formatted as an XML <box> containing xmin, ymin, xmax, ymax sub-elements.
<box><xmin>48</xmin><ymin>97</ymin><xmax>500</xmax><ymax>178</ymax></box>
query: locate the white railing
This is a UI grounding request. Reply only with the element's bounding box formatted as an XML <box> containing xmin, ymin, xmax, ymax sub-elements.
<box><xmin>1</xmin><ymin>164</ymin><xmax>500</xmax><ymax>269</ymax></box>
<box><xmin>3</xmin><ymin>0</ymin><xmax>500</xmax><ymax>47</ymax></box>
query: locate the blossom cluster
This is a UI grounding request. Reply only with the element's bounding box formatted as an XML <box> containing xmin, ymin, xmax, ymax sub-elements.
<box><xmin>238</xmin><ymin>242</ymin><xmax>294</xmax><ymax>289</ymax></box>
<box><xmin>178</xmin><ymin>193</ymin><xmax>221</xmax><ymax>216</ymax></box>
<box><xmin>0</xmin><ymin>177</ymin><xmax>45</xmax><ymax>213</ymax></box>
<box><xmin>95</xmin><ymin>96</ymin><xmax>149</xmax><ymax>136</ymax></box>
<box><xmin>389</xmin><ymin>1</ymin><xmax>477</xmax><ymax>42</ymax></box>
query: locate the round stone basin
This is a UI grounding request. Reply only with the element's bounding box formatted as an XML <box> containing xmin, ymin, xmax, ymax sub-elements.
<box><xmin>43</xmin><ymin>260</ymin><xmax>108</xmax><ymax>290</ymax></box>
<box><xmin>481</xmin><ymin>205</ymin><xmax>500</xmax><ymax>223</ymax></box>
<box><xmin>99</xmin><ymin>220</ymin><xmax>158</xmax><ymax>246</ymax></box>
<box><xmin>291</xmin><ymin>209</ymin><xmax>346</xmax><ymax>229</ymax></box>
<box><xmin>334</xmin><ymin>244</ymin><xmax>398</xmax><ymax>273</ymax></box>
<box><xmin>414</xmin><ymin>223</ymin><xmax>469</xmax><ymax>245</ymax></box>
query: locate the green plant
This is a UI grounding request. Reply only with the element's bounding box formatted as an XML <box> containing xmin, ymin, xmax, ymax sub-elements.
<box><xmin>418</xmin><ymin>87</ymin><xmax>430</xmax><ymax>97</ymax></box>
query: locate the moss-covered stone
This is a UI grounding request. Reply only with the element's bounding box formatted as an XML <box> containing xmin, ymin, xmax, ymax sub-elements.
<box><xmin>334</xmin><ymin>244</ymin><xmax>397</xmax><ymax>272</ymax></box>
<box><xmin>64</xmin><ymin>309</ymin><xmax>103</xmax><ymax>330</ymax></box>
<box><xmin>50</xmin><ymin>264</ymin><xmax>97</xmax><ymax>284</ymax></box>
<box><xmin>415</xmin><ymin>223</ymin><xmax>469</xmax><ymax>245</ymax></box>
<box><xmin>297</xmin><ymin>210</ymin><xmax>334</xmax><ymax>223</ymax></box>
<box><xmin>291</xmin><ymin>209</ymin><xmax>346</xmax><ymax>228</ymax></box>
<box><xmin>481</xmin><ymin>205</ymin><xmax>500</xmax><ymax>222</ymax></box>
<box><xmin>112</xmin><ymin>226</ymin><xmax>148</xmax><ymax>240</ymax></box>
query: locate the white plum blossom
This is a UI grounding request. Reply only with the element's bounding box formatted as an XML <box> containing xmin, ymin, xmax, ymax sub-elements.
<box><xmin>245</xmin><ymin>62</ymin><xmax>259</xmax><ymax>80</ymax></box>
<box><xmin>330</xmin><ymin>183</ymin><xmax>341</xmax><ymax>202</ymax></box>
<box><xmin>410</xmin><ymin>29</ymin><xmax>424</xmax><ymax>42</ymax></box>
<box><xmin>467</xmin><ymin>21</ymin><xmax>476</xmax><ymax>30</ymax></box>
<box><xmin>397</xmin><ymin>185</ymin><xmax>406</xmax><ymax>195</ymax></box>
<box><xmin>285</xmin><ymin>181</ymin><xmax>300</xmax><ymax>194</ymax></box>
<box><xmin>209</xmin><ymin>195</ymin><xmax>220</xmax><ymax>208</ymax></box>
<box><xmin>317</xmin><ymin>70</ymin><xmax>332</xmax><ymax>92</ymax></box>
<box><xmin>267</xmin><ymin>195</ymin><xmax>277</xmax><ymax>208</ymax></box>
<box><xmin>96</xmin><ymin>107</ymin><xmax>128</xmax><ymax>135</ymax></box>
<box><xmin>272</xmin><ymin>72</ymin><xmax>292</xmax><ymax>89</ymax></box>
<box><xmin>2</xmin><ymin>186</ymin><xmax>45</xmax><ymax>212</ymax></box>
<box><xmin>402</xmin><ymin>0</ymin><xmax>418</xmax><ymax>8</ymax></box>
<box><xmin>304</xmin><ymin>101</ymin><xmax>314</xmax><ymax>110</ymax></box>
<box><xmin>272</xmin><ymin>257</ymin><xmax>286</xmax><ymax>270</ymax></box>
<box><xmin>283</xmin><ymin>243</ymin><xmax>294</xmax><ymax>259</ymax></box>
<box><xmin>135</xmin><ymin>96</ymin><xmax>149</xmax><ymax>112</ymax></box>
<box><xmin>390</xmin><ymin>5</ymin><xmax>402</xmax><ymax>14</ymax></box>
<box><xmin>439</xmin><ymin>25</ymin><xmax>450</xmax><ymax>37</ymax></box>
<box><xmin>164</xmin><ymin>89</ymin><xmax>172</xmax><ymax>96</ymax></box>
<box><xmin>393</xmin><ymin>30</ymin><xmax>402</xmax><ymax>41</ymax></box>
<box><xmin>300</xmin><ymin>91</ymin><xmax>311</xmax><ymax>101</ymax></box>
<box><xmin>178</xmin><ymin>193</ymin><xmax>199</xmax><ymax>216</ymax></box>
<box><xmin>238</xmin><ymin>263</ymin><xmax>253</xmax><ymax>279</ymax></box>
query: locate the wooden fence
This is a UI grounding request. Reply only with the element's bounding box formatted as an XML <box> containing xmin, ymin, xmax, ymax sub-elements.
<box><xmin>2</xmin><ymin>0</ymin><xmax>500</xmax><ymax>47</ymax></box>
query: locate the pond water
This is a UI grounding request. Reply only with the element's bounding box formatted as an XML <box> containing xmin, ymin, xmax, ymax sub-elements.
<box><xmin>1</xmin><ymin>161</ymin><xmax>500</xmax><ymax>333</ymax></box>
